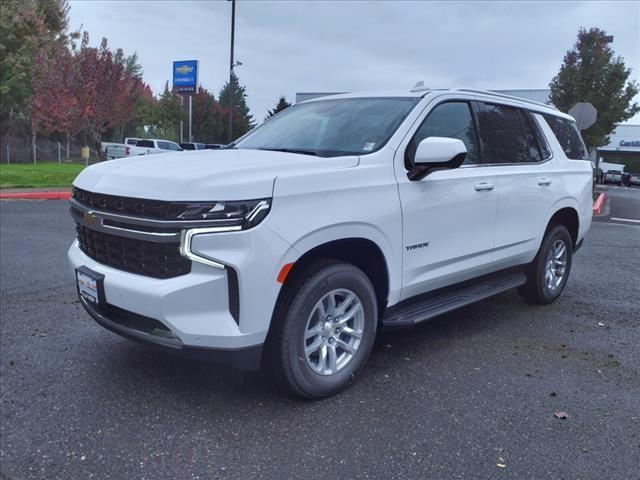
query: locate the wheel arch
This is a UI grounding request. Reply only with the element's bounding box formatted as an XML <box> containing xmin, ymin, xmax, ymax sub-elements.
<box><xmin>276</xmin><ymin>237</ymin><xmax>391</xmax><ymax>317</ymax></box>
<box><xmin>545</xmin><ymin>206</ymin><xmax>579</xmax><ymax>248</ymax></box>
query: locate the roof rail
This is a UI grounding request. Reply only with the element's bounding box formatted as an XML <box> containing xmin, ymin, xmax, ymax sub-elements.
<box><xmin>455</xmin><ymin>88</ymin><xmax>558</xmax><ymax>110</ymax></box>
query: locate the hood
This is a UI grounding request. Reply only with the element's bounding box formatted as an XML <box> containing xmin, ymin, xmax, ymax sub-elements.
<box><xmin>74</xmin><ymin>149</ymin><xmax>358</xmax><ymax>201</ymax></box>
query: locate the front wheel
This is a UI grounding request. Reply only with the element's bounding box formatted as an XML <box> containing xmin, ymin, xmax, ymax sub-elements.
<box><xmin>518</xmin><ymin>224</ymin><xmax>573</xmax><ymax>305</ymax></box>
<box><xmin>268</xmin><ymin>260</ymin><xmax>378</xmax><ymax>399</ymax></box>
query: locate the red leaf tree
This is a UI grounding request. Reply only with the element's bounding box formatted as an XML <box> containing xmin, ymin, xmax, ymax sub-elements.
<box><xmin>30</xmin><ymin>39</ymin><xmax>81</xmax><ymax>156</ymax></box>
<box><xmin>29</xmin><ymin>31</ymin><xmax>151</xmax><ymax>160</ymax></box>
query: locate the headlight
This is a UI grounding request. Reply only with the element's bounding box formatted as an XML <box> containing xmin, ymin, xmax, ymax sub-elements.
<box><xmin>177</xmin><ymin>198</ymin><xmax>271</xmax><ymax>229</ymax></box>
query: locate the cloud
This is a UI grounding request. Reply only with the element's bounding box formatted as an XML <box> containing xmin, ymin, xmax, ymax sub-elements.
<box><xmin>69</xmin><ymin>0</ymin><xmax>639</xmax><ymax>123</ymax></box>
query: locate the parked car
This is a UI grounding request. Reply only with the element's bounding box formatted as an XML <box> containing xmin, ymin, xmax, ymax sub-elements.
<box><xmin>106</xmin><ymin>138</ymin><xmax>182</xmax><ymax>159</ymax></box>
<box><xmin>204</xmin><ymin>144</ymin><xmax>225</xmax><ymax>150</ymax></box>
<box><xmin>180</xmin><ymin>142</ymin><xmax>206</xmax><ymax>151</ymax></box>
<box><xmin>100</xmin><ymin>137</ymin><xmax>140</xmax><ymax>154</ymax></box>
<box><xmin>603</xmin><ymin>170</ymin><xmax>623</xmax><ymax>185</ymax></box>
<box><xmin>629</xmin><ymin>172</ymin><xmax>640</xmax><ymax>187</ymax></box>
<box><xmin>68</xmin><ymin>88</ymin><xmax>593</xmax><ymax>398</ymax></box>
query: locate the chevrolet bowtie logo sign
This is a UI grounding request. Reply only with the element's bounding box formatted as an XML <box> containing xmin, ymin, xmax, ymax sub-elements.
<box><xmin>83</xmin><ymin>211</ymin><xmax>100</xmax><ymax>228</ymax></box>
<box><xmin>175</xmin><ymin>65</ymin><xmax>194</xmax><ymax>74</ymax></box>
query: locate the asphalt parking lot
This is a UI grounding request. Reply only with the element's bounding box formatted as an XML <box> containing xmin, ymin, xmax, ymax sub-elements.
<box><xmin>1</xmin><ymin>197</ymin><xmax>639</xmax><ymax>480</ymax></box>
<box><xmin>594</xmin><ymin>184</ymin><xmax>640</xmax><ymax>226</ymax></box>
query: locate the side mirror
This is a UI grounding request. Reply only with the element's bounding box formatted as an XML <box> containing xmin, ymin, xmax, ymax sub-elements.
<box><xmin>409</xmin><ymin>137</ymin><xmax>467</xmax><ymax>181</ymax></box>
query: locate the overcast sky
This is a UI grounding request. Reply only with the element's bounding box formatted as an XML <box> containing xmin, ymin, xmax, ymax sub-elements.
<box><xmin>69</xmin><ymin>0</ymin><xmax>640</xmax><ymax>123</ymax></box>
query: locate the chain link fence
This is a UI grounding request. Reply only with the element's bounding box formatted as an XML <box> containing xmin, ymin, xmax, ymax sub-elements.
<box><xmin>0</xmin><ymin>135</ymin><xmax>102</xmax><ymax>165</ymax></box>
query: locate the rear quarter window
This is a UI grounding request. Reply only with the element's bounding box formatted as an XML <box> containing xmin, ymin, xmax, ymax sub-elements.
<box><xmin>543</xmin><ymin>115</ymin><xmax>589</xmax><ymax>160</ymax></box>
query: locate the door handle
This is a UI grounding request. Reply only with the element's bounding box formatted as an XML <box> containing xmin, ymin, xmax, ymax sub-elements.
<box><xmin>537</xmin><ymin>178</ymin><xmax>552</xmax><ymax>186</ymax></box>
<box><xmin>474</xmin><ymin>182</ymin><xmax>495</xmax><ymax>191</ymax></box>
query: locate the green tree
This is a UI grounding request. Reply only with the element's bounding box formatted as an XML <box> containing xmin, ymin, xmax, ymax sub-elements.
<box><xmin>218</xmin><ymin>72</ymin><xmax>254</xmax><ymax>141</ymax></box>
<box><xmin>0</xmin><ymin>0</ymin><xmax>68</xmax><ymax>131</ymax></box>
<box><xmin>124</xmin><ymin>52</ymin><xmax>143</xmax><ymax>79</ymax></box>
<box><xmin>150</xmin><ymin>81</ymin><xmax>183</xmax><ymax>141</ymax></box>
<box><xmin>265</xmin><ymin>96</ymin><xmax>291</xmax><ymax>120</ymax></box>
<box><xmin>549</xmin><ymin>27</ymin><xmax>639</xmax><ymax>149</ymax></box>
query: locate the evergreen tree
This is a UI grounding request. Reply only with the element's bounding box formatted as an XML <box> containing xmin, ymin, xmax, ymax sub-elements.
<box><xmin>218</xmin><ymin>72</ymin><xmax>254</xmax><ymax>141</ymax></box>
<box><xmin>150</xmin><ymin>81</ymin><xmax>183</xmax><ymax>141</ymax></box>
<box><xmin>124</xmin><ymin>52</ymin><xmax>143</xmax><ymax>79</ymax></box>
<box><xmin>549</xmin><ymin>27</ymin><xmax>639</xmax><ymax>149</ymax></box>
<box><xmin>265</xmin><ymin>96</ymin><xmax>291</xmax><ymax>120</ymax></box>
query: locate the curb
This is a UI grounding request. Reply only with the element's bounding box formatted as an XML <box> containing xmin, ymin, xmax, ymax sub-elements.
<box><xmin>0</xmin><ymin>191</ymin><xmax>71</xmax><ymax>200</ymax></box>
<box><xmin>592</xmin><ymin>192</ymin><xmax>605</xmax><ymax>216</ymax></box>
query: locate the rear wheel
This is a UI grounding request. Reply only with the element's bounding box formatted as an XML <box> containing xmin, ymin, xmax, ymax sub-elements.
<box><xmin>268</xmin><ymin>260</ymin><xmax>377</xmax><ymax>399</ymax></box>
<box><xmin>518</xmin><ymin>224</ymin><xmax>573</xmax><ymax>305</ymax></box>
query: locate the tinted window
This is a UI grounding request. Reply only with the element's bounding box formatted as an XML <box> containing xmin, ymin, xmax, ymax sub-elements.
<box><xmin>520</xmin><ymin>111</ymin><xmax>549</xmax><ymax>162</ymax></box>
<box><xmin>236</xmin><ymin>97</ymin><xmax>419</xmax><ymax>157</ymax></box>
<box><xmin>543</xmin><ymin>114</ymin><xmax>589</xmax><ymax>160</ymax></box>
<box><xmin>136</xmin><ymin>140</ymin><xmax>154</xmax><ymax>148</ymax></box>
<box><xmin>476</xmin><ymin>103</ymin><xmax>540</xmax><ymax>164</ymax></box>
<box><xmin>180</xmin><ymin>143</ymin><xmax>195</xmax><ymax>150</ymax></box>
<box><xmin>126</xmin><ymin>138</ymin><xmax>139</xmax><ymax>145</ymax></box>
<box><xmin>408</xmin><ymin>102</ymin><xmax>479</xmax><ymax>165</ymax></box>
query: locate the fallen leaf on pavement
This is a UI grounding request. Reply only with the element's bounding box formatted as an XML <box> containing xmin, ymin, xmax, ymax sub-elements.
<box><xmin>554</xmin><ymin>411</ymin><xmax>568</xmax><ymax>419</ymax></box>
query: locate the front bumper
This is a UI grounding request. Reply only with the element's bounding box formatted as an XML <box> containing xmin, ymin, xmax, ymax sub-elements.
<box><xmin>68</xmin><ymin>216</ymin><xmax>297</xmax><ymax>358</ymax></box>
<box><xmin>79</xmin><ymin>296</ymin><xmax>263</xmax><ymax>370</ymax></box>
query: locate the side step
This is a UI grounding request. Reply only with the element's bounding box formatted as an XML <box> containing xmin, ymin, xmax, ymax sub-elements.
<box><xmin>382</xmin><ymin>270</ymin><xmax>527</xmax><ymax>329</ymax></box>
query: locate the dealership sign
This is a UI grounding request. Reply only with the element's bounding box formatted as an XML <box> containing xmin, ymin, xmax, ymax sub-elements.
<box><xmin>619</xmin><ymin>139</ymin><xmax>640</xmax><ymax>148</ymax></box>
<box><xmin>173</xmin><ymin>60</ymin><xmax>199</xmax><ymax>94</ymax></box>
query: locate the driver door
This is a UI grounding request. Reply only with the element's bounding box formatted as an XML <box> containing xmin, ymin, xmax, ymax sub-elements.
<box><xmin>396</xmin><ymin>101</ymin><xmax>498</xmax><ymax>299</ymax></box>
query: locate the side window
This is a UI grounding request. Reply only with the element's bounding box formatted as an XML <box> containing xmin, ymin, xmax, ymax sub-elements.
<box><xmin>157</xmin><ymin>141</ymin><xmax>170</xmax><ymax>150</ymax></box>
<box><xmin>169</xmin><ymin>142</ymin><xmax>182</xmax><ymax>151</ymax></box>
<box><xmin>475</xmin><ymin>103</ymin><xmax>536</xmax><ymax>164</ymax></box>
<box><xmin>543</xmin><ymin>114</ymin><xmax>589</xmax><ymax>160</ymax></box>
<box><xmin>136</xmin><ymin>140</ymin><xmax>154</xmax><ymax>148</ymax></box>
<box><xmin>407</xmin><ymin>102</ymin><xmax>479</xmax><ymax>165</ymax></box>
<box><xmin>519</xmin><ymin>111</ymin><xmax>548</xmax><ymax>163</ymax></box>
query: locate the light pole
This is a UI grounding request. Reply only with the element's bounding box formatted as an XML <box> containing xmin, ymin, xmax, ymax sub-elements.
<box><xmin>228</xmin><ymin>0</ymin><xmax>236</xmax><ymax>143</ymax></box>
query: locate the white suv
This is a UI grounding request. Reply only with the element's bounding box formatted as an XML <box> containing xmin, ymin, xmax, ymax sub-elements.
<box><xmin>68</xmin><ymin>88</ymin><xmax>593</xmax><ymax>398</ymax></box>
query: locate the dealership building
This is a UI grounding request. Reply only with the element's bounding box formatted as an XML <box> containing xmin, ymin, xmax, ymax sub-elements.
<box><xmin>295</xmin><ymin>89</ymin><xmax>640</xmax><ymax>170</ymax></box>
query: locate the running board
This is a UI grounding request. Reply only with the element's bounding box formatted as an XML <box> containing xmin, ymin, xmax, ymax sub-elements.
<box><xmin>382</xmin><ymin>270</ymin><xmax>527</xmax><ymax>328</ymax></box>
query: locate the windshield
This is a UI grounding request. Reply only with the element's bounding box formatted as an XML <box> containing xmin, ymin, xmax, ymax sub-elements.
<box><xmin>235</xmin><ymin>97</ymin><xmax>419</xmax><ymax>157</ymax></box>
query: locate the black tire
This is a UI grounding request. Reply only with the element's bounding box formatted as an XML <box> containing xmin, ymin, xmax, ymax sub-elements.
<box><xmin>267</xmin><ymin>260</ymin><xmax>378</xmax><ymax>399</ymax></box>
<box><xmin>518</xmin><ymin>224</ymin><xmax>573</xmax><ymax>305</ymax></box>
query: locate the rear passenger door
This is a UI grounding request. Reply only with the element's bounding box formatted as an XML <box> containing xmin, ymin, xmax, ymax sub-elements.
<box><xmin>474</xmin><ymin>102</ymin><xmax>558</xmax><ymax>268</ymax></box>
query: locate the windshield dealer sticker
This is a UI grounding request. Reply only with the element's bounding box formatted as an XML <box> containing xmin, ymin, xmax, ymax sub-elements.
<box><xmin>363</xmin><ymin>142</ymin><xmax>376</xmax><ymax>151</ymax></box>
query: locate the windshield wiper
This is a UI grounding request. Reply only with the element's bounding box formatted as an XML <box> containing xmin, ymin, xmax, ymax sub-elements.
<box><xmin>258</xmin><ymin>147</ymin><xmax>317</xmax><ymax>156</ymax></box>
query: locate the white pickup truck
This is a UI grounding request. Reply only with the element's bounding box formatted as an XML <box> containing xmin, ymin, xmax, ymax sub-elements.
<box><xmin>106</xmin><ymin>138</ymin><xmax>182</xmax><ymax>160</ymax></box>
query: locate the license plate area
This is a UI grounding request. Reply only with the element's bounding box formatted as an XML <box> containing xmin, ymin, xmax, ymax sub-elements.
<box><xmin>76</xmin><ymin>266</ymin><xmax>105</xmax><ymax>305</ymax></box>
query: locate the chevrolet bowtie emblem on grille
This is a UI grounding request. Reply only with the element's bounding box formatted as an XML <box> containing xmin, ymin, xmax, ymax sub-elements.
<box><xmin>83</xmin><ymin>211</ymin><xmax>100</xmax><ymax>227</ymax></box>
